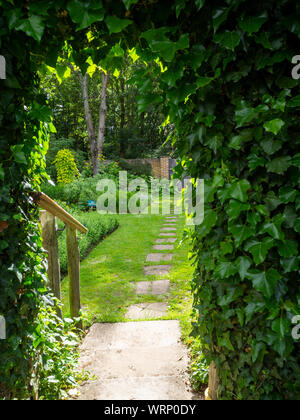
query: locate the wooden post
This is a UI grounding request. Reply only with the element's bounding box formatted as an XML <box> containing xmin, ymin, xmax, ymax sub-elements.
<box><xmin>66</xmin><ymin>225</ymin><xmax>82</xmax><ymax>329</ymax></box>
<box><xmin>40</xmin><ymin>210</ymin><xmax>63</xmax><ymax>319</ymax></box>
<box><xmin>208</xmin><ymin>362</ymin><xmax>219</xmax><ymax>400</ymax></box>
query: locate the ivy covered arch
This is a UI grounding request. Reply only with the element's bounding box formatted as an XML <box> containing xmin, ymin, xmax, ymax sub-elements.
<box><xmin>0</xmin><ymin>0</ymin><xmax>299</xmax><ymax>400</ymax></box>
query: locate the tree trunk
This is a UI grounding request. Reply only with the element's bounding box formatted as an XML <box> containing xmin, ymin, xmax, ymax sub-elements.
<box><xmin>79</xmin><ymin>73</ymin><xmax>97</xmax><ymax>174</ymax></box>
<box><xmin>79</xmin><ymin>69</ymin><xmax>110</xmax><ymax>176</ymax></box>
<box><xmin>95</xmin><ymin>70</ymin><xmax>110</xmax><ymax>174</ymax></box>
<box><xmin>120</xmin><ymin>76</ymin><xmax>126</xmax><ymax>158</ymax></box>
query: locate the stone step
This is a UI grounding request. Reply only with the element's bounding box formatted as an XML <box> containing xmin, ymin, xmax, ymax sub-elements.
<box><xmin>156</xmin><ymin>238</ymin><xmax>176</xmax><ymax>244</ymax></box>
<box><xmin>146</xmin><ymin>253</ymin><xmax>173</xmax><ymax>262</ymax></box>
<box><xmin>126</xmin><ymin>302</ymin><xmax>169</xmax><ymax>320</ymax></box>
<box><xmin>78</xmin><ymin>375</ymin><xmax>195</xmax><ymax>400</ymax></box>
<box><xmin>143</xmin><ymin>265</ymin><xmax>172</xmax><ymax>275</ymax></box>
<box><xmin>134</xmin><ymin>280</ymin><xmax>170</xmax><ymax>295</ymax></box>
<box><xmin>153</xmin><ymin>245</ymin><xmax>174</xmax><ymax>251</ymax></box>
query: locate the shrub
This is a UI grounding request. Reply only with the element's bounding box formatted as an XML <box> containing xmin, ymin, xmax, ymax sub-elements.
<box><xmin>53</xmin><ymin>149</ymin><xmax>80</xmax><ymax>185</ymax></box>
<box><xmin>57</xmin><ymin>211</ymin><xmax>119</xmax><ymax>274</ymax></box>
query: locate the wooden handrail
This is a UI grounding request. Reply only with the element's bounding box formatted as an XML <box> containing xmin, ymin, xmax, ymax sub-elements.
<box><xmin>32</xmin><ymin>192</ymin><xmax>88</xmax><ymax>234</ymax></box>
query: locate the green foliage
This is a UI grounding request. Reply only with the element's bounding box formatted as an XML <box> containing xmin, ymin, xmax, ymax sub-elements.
<box><xmin>53</xmin><ymin>149</ymin><xmax>80</xmax><ymax>184</ymax></box>
<box><xmin>118</xmin><ymin>158</ymin><xmax>153</xmax><ymax>178</ymax></box>
<box><xmin>34</xmin><ymin>303</ymin><xmax>84</xmax><ymax>400</ymax></box>
<box><xmin>57</xmin><ymin>210</ymin><xmax>119</xmax><ymax>274</ymax></box>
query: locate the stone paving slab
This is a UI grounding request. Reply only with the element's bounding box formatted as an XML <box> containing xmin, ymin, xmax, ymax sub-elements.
<box><xmin>153</xmin><ymin>245</ymin><xmax>174</xmax><ymax>251</ymax></box>
<box><xmin>146</xmin><ymin>253</ymin><xmax>173</xmax><ymax>262</ymax></box>
<box><xmin>143</xmin><ymin>265</ymin><xmax>172</xmax><ymax>275</ymax></box>
<box><xmin>135</xmin><ymin>281</ymin><xmax>152</xmax><ymax>294</ymax></box>
<box><xmin>159</xmin><ymin>232</ymin><xmax>176</xmax><ymax>237</ymax></box>
<box><xmin>126</xmin><ymin>302</ymin><xmax>169</xmax><ymax>320</ymax></box>
<box><xmin>151</xmin><ymin>280</ymin><xmax>170</xmax><ymax>295</ymax></box>
<box><xmin>161</xmin><ymin>227</ymin><xmax>176</xmax><ymax>231</ymax></box>
<box><xmin>78</xmin><ymin>321</ymin><xmax>197</xmax><ymax>400</ymax></box>
<box><xmin>134</xmin><ymin>280</ymin><xmax>170</xmax><ymax>295</ymax></box>
<box><xmin>156</xmin><ymin>238</ymin><xmax>176</xmax><ymax>244</ymax></box>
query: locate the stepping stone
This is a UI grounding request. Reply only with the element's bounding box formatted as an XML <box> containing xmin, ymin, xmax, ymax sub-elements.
<box><xmin>151</xmin><ymin>279</ymin><xmax>170</xmax><ymax>295</ymax></box>
<box><xmin>161</xmin><ymin>227</ymin><xmax>176</xmax><ymax>231</ymax></box>
<box><xmin>153</xmin><ymin>245</ymin><xmax>174</xmax><ymax>251</ymax></box>
<box><xmin>160</xmin><ymin>232</ymin><xmax>176</xmax><ymax>237</ymax></box>
<box><xmin>143</xmin><ymin>265</ymin><xmax>172</xmax><ymax>276</ymax></box>
<box><xmin>135</xmin><ymin>281</ymin><xmax>152</xmax><ymax>294</ymax></box>
<box><xmin>78</xmin><ymin>321</ymin><xmax>197</xmax><ymax>400</ymax></box>
<box><xmin>126</xmin><ymin>302</ymin><xmax>169</xmax><ymax>320</ymax></box>
<box><xmin>156</xmin><ymin>238</ymin><xmax>176</xmax><ymax>244</ymax></box>
<box><xmin>134</xmin><ymin>280</ymin><xmax>170</xmax><ymax>295</ymax></box>
<box><xmin>146</xmin><ymin>253</ymin><xmax>173</xmax><ymax>262</ymax></box>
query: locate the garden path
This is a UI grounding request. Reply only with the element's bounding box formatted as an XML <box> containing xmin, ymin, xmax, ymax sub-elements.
<box><xmin>77</xmin><ymin>215</ymin><xmax>197</xmax><ymax>400</ymax></box>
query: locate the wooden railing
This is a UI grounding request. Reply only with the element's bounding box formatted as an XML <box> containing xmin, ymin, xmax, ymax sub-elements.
<box><xmin>32</xmin><ymin>192</ymin><xmax>88</xmax><ymax>328</ymax></box>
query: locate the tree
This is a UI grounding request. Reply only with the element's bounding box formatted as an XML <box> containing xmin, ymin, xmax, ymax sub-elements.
<box><xmin>77</xmin><ymin>68</ymin><xmax>110</xmax><ymax>176</ymax></box>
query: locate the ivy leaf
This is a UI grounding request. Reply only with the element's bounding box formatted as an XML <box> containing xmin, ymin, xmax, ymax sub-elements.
<box><xmin>15</xmin><ymin>15</ymin><xmax>45</xmax><ymax>42</ymax></box>
<box><xmin>235</xmin><ymin>101</ymin><xmax>257</xmax><ymax>127</ymax></box>
<box><xmin>281</xmin><ymin>256</ymin><xmax>299</xmax><ymax>273</ymax></box>
<box><xmin>248</xmin><ymin>153</ymin><xmax>266</xmax><ymax>170</ymax></box>
<box><xmin>218</xmin><ymin>286</ymin><xmax>243</xmax><ymax>306</ymax></box>
<box><xmin>259</xmin><ymin>217</ymin><xmax>284</xmax><ymax>240</ymax></box>
<box><xmin>195</xmin><ymin>0</ymin><xmax>205</xmax><ymax>11</ymax></box>
<box><xmin>287</xmin><ymin>95</ymin><xmax>300</xmax><ymax>108</ymax></box>
<box><xmin>229</xmin><ymin>224</ymin><xmax>255</xmax><ymax>247</ymax></box>
<box><xmin>123</xmin><ymin>0</ymin><xmax>139</xmax><ymax>10</ymax></box>
<box><xmin>11</xmin><ymin>145</ymin><xmax>27</xmax><ymax>165</ymax></box>
<box><xmin>212</xmin><ymin>8</ymin><xmax>230</xmax><ymax>33</ymax></box>
<box><xmin>261</xmin><ymin>138</ymin><xmax>282</xmax><ymax>155</ymax></box>
<box><xmin>238</xmin><ymin>13</ymin><xmax>268</xmax><ymax>35</ymax></box>
<box><xmin>218</xmin><ymin>331</ymin><xmax>234</xmax><ymax>351</ymax></box>
<box><xmin>277</xmin><ymin>239</ymin><xmax>298</xmax><ymax>258</ymax></box>
<box><xmin>246</xmin><ymin>268</ymin><xmax>279</xmax><ymax>298</ymax></box>
<box><xmin>0</xmin><ymin>164</ymin><xmax>5</xmax><ymax>180</ymax></box>
<box><xmin>214</xmin><ymin>31</ymin><xmax>240</xmax><ymax>51</ymax></box>
<box><xmin>204</xmin><ymin>133</ymin><xmax>223</xmax><ymax>154</ymax></box>
<box><xmin>272</xmin><ymin>317</ymin><xmax>290</xmax><ymax>339</ymax></box>
<box><xmin>266</xmin><ymin>156</ymin><xmax>291</xmax><ymax>174</ymax></box>
<box><xmin>264</xmin><ymin>118</ymin><xmax>285</xmax><ymax>135</ymax></box>
<box><xmin>245</xmin><ymin>237</ymin><xmax>274</xmax><ymax>265</ymax></box>
<box><xmin>215</xmin><ymin>262</ymin><xmax>238</xmax><ymax>279</ymax></box>
<box><xmin>105</xmin><ymin>16</ymin><xmax>132</xmax><ymax>34</ymax></box>
<box><xmin>251</xmin><ymin>341</ymin><xmax>267</xmax><ymax>363</ymax></box>
<box><xmin>235</xmin><ymin>256</ymin><xmax>252</xmax><ymax>280</ymax></box>
<box><xmin>229</xmin><ymin>180</ymin><xmax>251</xmax><ymax>203</ymax></box>
<box><xmin>196</xmin><ymin>77</ymin><xmax>214</xmax><ymax>88</ymax></box>
<box><xmin>279</xmin><ymin>187</ymin><xmax>297</xmax><ymax>203</ymax></box>
<box><xmin>196</xmin><ymin>209</ymin><xmax>217</xmax><ymax>239</ymax></box>
<box><xmin>245</xmin><ymin>301</ymin><xmax>266</xmax><ymax>323</ymax></box>
<box><xmin>137</xmin><ymin>94</ymin><xmax>163</xmax><ymax>113</ymax></box>
<box><xmin>292</xmin><ymin>153</ymin><xmax>300</xmax><ymax>167</ymax></box>
<box><xmin>188</xmin><ymin>45</ymin><xmax>207</xmax><ymax>70</ymax></box>
<box><xmin>67</xmin><ymin>1</ymin><xmax>105</xmax><ymax>30</ymax></box>
<box><xmin>227</xmin><ymin>200</ymin><xmax>250</xmax><ymax>221</ymax></box>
